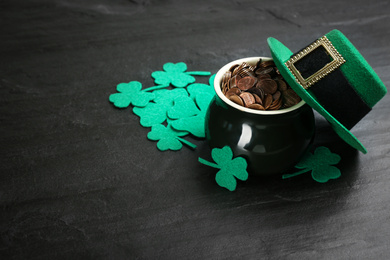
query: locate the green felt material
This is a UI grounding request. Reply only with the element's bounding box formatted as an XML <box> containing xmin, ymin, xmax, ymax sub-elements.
<box><xmin>109</xmin><ymin>81</ymin><xmax>161</xmax><ymax>108</ymax></box>
<box><xmin>110</xmin><ymin>62</ymin><xmax>213</xmax><ymax>151</ymax></box>
<box><xmin>198</xmin><ymin>146</ymin><xmax>248</xmax><ymax>191</ymax></box>
<box><xmin>153</xmin><ymin>88</ymin><xmax>189</xmax><ymax>104</ymax></box>
<box><xmin>326</xmin><ymin>30</ymin><xmax>387</xmax><ymax>108</ymax></box>
<box><xmin>169</xmin><ymin>92</ymin><xmax>214</xmax><ymax>138</ymax></box>
<box><xmin>282</xmin><ymin>146</ymin><xmax>341</xmax><ymax>183</ymax></box>
<box><xmin>268</xmin><ymin>35</ymin><xmax>368</xmax><ymax>153</ymax></box>
<box><xmin>152</xmin><ymin>62</ymin><xmax>211</xmax><ymax>88</ymax></box>
<box><xmin>187</xmin><ymin>74</ymin><xmax>216</xmax><ymax>100</ymax></box>
<box><xmin>147</xmin><ymin>123</ymin><xmax>196</xmax><ymax>151</ymax></box>
<box><xmin>133</xmin><ymin>88</ymin><xmax>188</xmax><ymax>127</ymax></box>
<box><xmin>168</xmin><ymin>96</ymin><xmax>200</xmax><ymax>119</ymax></box>
<box><xmin>133</xmin><ymin>102</ymin><xmax>168</xmax><ymax>127</ymax></box>
<box><xmin>165</xmin><ymin>75</ymin><xmax>216</xmax><ymax>138</ymax></box>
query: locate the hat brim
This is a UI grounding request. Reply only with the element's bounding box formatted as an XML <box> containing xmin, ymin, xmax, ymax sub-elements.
<box><xmin>267</xmin><ymin>37</ymin><xmax>367</xmax><ymax>153</ymax></box>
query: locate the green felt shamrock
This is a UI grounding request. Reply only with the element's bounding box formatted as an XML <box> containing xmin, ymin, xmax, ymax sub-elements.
<box><xmin>109</xmin><ymin>81</ymin><xmax>167</xmax><ymax>108</ymax></box>
<box><xmin>133</xmin><ymin>102</ymin><xmax>168</xmax><ymax>127</ymax></box>
<box><xmin>147</xmin><ymin>123</ymin><xmax>196</xmax><ymax>151</ymax></box>
<box><xmin>168</xmin><ymin>92</ymin><xmax>214</xmax><ymax>138</ymax></box>
<box><xmin>167</xmin><ymin>96</ymin><xmax>199</xmax><ymax>119</ymax></box>
<box><xmin>109</xmin><ymin>62</ymin><xmax>213</xmax><ymax>152</ymax></box>
<box><xmin>151</xmin><ymin>62</ymin><xmax>211</xmax><ymax>88</ymax></box>
<box><xmin>133</xmin><ymin>88</ymin><xmax>188</xmax><ymax>127</ymax></box>
<box><xmin>153</xmin><ymin>88</ymin><xmax>189</xmax><ymax>105</ymax></box>
<box><xmin>282</xmin><ymin>146</ymin><xmax>341</xmax><ymax>183</ymax></box>
<box><xmin>187</xmin><ymin>74</ymin><xmax>216</xmax><ymax>100</ymax></box>
<box><xmin>199</xmin><ymin>146</ymin><xmax>248</xmax><ymax>191</ymax></box>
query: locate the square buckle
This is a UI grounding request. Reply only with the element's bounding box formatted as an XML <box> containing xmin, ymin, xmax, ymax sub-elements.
<box><xmin>285</xmin><ymin>36</ymin><xmax>346</xmax><ymax>89</ymax></box>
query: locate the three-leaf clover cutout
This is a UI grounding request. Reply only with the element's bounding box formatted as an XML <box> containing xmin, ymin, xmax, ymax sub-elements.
<box><xmin>152</xmin><ymin>62</ymin><xmax>211</xmax><ymax>87</ymax></box>
<box><xmin>198</xmin><ymin>146</ymin><xmax>248</xmax><ymax>191</ymax></box>
<box><xmin>109</xmin><ymin>62</ymin><xmax>214</xmax><ymax>152</ymax></box>
<box><xmin>167</xmin><ymin>74</ymin><xmax>216</xmax><ymax>138</ymax></box>
<box><xmin>133</xmin><ymin>88</ymin><xmax>188</xmax><ymax>127</ymax></box>
<box><xmin>168</xmin><ymin>93</ymin><xmax>214</xmax><ymax>138</ymax></box>
<box><xmin>282</xmin><ymin>146</ymin><xmax>341</xmax><ymax>183</ymax></box>
<box><xmin>186</xmin><ymin>74</ymin><xmax>216</xmax><ymax>99</ymax></box>
<box><xmin>109</xmin><ymin>81</ymin><xmax>167</xmax><ymax>108</ymax></box>
<box><xmin>147</xmin><ymin>123</ymin><xmax>196</xmax><ymax>151</ymax></box>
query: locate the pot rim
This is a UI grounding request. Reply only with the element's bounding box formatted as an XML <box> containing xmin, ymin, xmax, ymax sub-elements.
<box><xmin>214</xmin><ymin>56</ymin><xmax>306</xmax><ymax>115</ymax></box>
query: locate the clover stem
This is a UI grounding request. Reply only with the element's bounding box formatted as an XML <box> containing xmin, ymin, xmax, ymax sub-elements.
<box><xmin>282</xmin><ymin>169</ymin><xmax>310</xmax><ymax>179</ymax></box>
<box><xmin>143</xmin><ymin>85</ymin><xmax>169</xmax><ymax>92</ymax></box>
<box><xmin>198</xmin><ymin>158</ymin><xmax>220</xmax><ymax>169</ymax></box>
<box><xmin>176</xmin><ymin>137</ymin><xmax>197</xmax><ymax>149</ymax></box>
<box><xmin>186</xmin><ymin>71</ymin><xmax>212</xmax><ymax>76</ymax></box>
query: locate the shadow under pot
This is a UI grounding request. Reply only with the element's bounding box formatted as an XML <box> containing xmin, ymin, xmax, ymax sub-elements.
<box><xmin>205</xmin><ymin>57</ymin><xmax>315</xmax><ymax>176</ymax></box>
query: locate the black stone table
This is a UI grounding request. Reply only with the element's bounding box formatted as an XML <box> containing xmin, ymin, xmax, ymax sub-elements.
<box><xmin>1</xmin><ymin>0</ymin><xmax>390</xmax><ymax>259</ymax></box>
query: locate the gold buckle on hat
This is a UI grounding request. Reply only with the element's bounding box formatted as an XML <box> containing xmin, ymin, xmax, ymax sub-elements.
<box><xmin>285</xmin><ymin>36</ymin><xmax>346</xmax><ymax>89</ymax></box>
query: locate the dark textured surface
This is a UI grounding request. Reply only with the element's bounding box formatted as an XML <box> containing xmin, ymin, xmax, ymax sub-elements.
<box><xmin>1</xmin><ymin>0</ymin><xmax>390</xmax><ymax>259</ymax></box>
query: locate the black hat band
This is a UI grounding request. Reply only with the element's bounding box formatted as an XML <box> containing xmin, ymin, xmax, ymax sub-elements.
<box><xmin>287</xmin><ymin>37</ymin><xmax>371</xmax><ymax>129</ymax></box>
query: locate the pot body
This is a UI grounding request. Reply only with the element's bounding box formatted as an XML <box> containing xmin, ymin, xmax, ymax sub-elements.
<box><xmin>205</xmin><ymin>57</ymin><xmax>315</xmax><ymax>176</ymax></box>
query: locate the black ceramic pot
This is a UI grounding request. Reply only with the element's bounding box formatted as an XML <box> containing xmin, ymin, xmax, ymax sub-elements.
<box><xmin>205</xmin><ymin>57</ymin><xmax>315</xmax><ymax>176</ymax></box>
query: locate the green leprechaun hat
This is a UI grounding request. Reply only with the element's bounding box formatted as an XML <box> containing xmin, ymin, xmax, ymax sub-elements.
<box><xmin>268</xmin><ymin>29</ymin><xmax>387</xmax><ymax>154</ymax></box>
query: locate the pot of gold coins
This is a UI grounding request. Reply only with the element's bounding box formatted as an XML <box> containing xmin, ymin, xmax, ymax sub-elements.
<box><xmin>205</xmin><ymin>57</ymin><xmax>315</xmax><ymax>176</ymax></box>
